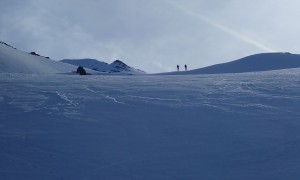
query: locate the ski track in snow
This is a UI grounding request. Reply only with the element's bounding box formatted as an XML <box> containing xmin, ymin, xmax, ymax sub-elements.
<box><xmin>105</xmin><ymin>95</ymin><xmax>125</xmax><ymax>104</ymax></box>
<box><xmin>55</xmin><ymin>91</ymin><xmax>77</xmax><ymax>106</ymax></box>
<box><xmin>84</xmin><ymin>86</ymin><xmax>125</xmax><ymax>104</ymax></box>
<box><xmin>84</xmin><ymin>86</ymin><xmax>100</xmax><ymax>94</ymax></box>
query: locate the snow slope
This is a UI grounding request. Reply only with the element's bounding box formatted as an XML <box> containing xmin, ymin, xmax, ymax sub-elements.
<box><xmin>0</xmin><ymin>42</ymin><xmax>81</xmax><ymax>74</ymax></box>
<box><xmin>1</xmin><ymin>68</ymin><xmax>300</xmax><ymax>180</ymax></box>
<box><xmin>163</xmin><ymin>52</ymin><xmax>300</xmax><ymax>75</ymax></box>
<box><xmin>61</xmin><ymin>58</ymin><xmax>146</xmax><ymax>75</ymax></box>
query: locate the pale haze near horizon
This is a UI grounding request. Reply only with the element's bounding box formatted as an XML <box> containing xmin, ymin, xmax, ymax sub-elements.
<box><xmin>0</xmin><ymin>0</ymin><xmax>299</xmax><ymax>73</ymax></box>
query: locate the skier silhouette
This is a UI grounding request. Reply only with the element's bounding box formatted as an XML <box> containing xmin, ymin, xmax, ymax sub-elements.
<box><xmin>177</xmin><ymin>65</ymin><xmax>179</xmax><ymax>71</ymax></box>
<box><xmin>184</xmin><ymin>64</ymin><xmax>187</xmax><ymax>71</ymax></box>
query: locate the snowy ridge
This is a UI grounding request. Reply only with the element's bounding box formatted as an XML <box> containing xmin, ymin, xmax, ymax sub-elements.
<box><xmin>61</xmin><ymin>58</ymin><xmax>146</xmax><ymax>75</ymax></box>
<box><xmin>0</xmin><ymin>42</ymin><xmax>99</xmax><ymax>74</ymax></box>
<box><xmin>0</xmin><ymin>41</ymin><xmax>16</xmax><ymax>49</ymax></box>
<box><xmin>0</xmin><ymin>42</ymin><xmax>75</xmax><ymax>74</ymax></box>
<box><xmin>163</xmin><ymin>52</ymin><xmax>300</xmax><ymax>75</ymax></box>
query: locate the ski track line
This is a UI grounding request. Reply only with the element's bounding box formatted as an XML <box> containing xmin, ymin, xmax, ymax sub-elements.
<box><xmin>105</xmin><ymin>95</ymin><xmax>125</xmax><ymax>104</ymax></box>
<box><xmin>55</xmin><ymin>91</ymin><xmax>77</xmax><ymax>106</ymax></box>
<box><xmin>84</xmin><ymin>87</ymin><xmax>98</xmax><ymax>93</ymax></box>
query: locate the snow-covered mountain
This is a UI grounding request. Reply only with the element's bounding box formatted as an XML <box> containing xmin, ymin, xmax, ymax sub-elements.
<box><xmin>3</xmin><ymin>40</ymin><xmax>300</xmax><ymax>76</ymax></box>
<box><xmin>61</xmin><ymin>58</ymin><xmax>146</xmax><ymax>75</ymax></box>
<box><xmin>0</xmin><ymin>41</ymin><xmax>79</xmax><ymax>74</ymax></box>
<box><xmin>0</xmin><ymin>41</ymin><xmax>141</xmax><ymax>75</ymax></box>
<box><xmin>163</xmin><ymin>52</ymin><xmax>300</xmax><ymax>75</ymax></box>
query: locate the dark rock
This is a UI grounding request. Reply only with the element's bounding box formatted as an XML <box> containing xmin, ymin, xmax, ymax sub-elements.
<box><xmin>76</xmin><ymin>66</ymin><xmax>87</xmax><ymax>75</ymax></box>
<box><xmin>0</xmin><ymin>41</ymin><xmax>16</xmax><ymax>49</ymax></box>
<box><xmin>29</xmin><ymin>52</ymin><xmax>40</xmax><ymax>56</ymax></box>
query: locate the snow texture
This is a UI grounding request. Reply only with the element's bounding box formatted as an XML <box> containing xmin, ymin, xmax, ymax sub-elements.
<box><xmin>1</xmin><ymin>69</ymin><xmax>300</xmax><ymax>180</ymax></box>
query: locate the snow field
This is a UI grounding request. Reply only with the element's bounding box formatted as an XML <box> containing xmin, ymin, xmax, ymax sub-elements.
<box><xmin>1</xmin><ymin>69</ymin><xmax>300</xmax><ymax>179</ymax></box>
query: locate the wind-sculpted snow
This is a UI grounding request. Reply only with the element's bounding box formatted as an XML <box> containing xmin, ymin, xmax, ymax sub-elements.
<box><xmin>1</xmin><ymin>69</ymin><xmax>300</xmax><ymax>180</ymax></box>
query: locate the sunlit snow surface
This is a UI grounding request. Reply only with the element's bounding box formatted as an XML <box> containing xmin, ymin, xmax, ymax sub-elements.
<box><xmin>1</xmin><ymin>70</ymin><xmax>300</xmax><ymax>180</ymax></box>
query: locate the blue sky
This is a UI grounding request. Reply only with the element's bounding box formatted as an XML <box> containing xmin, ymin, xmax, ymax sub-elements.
<box><xmin>1</xmin><ymin>0</ymin><xmax>300</xmax><ymax>73</ymax></box>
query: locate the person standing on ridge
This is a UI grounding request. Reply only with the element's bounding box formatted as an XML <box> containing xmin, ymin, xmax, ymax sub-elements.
<box><xmin>185</xmin><ymin>64</ymin><xmax>187</xmax><ymax>71</ymax></box>
<box><xmin>177</xmin><ymin>65</ymin><xmax>179</xmax><ymax>71</ymax></box>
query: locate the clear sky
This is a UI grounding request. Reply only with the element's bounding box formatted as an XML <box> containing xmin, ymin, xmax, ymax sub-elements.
<box><xmin>1</xmin><ymin>0</ymin><xmax>299</xmax><ymax>73</ymax></box>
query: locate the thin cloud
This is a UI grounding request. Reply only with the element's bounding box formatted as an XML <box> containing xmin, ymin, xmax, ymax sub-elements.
<box><xmin>164</xmin><ymin>0</ymin><xmax>278</xmax><ymax>52</ymax></box>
